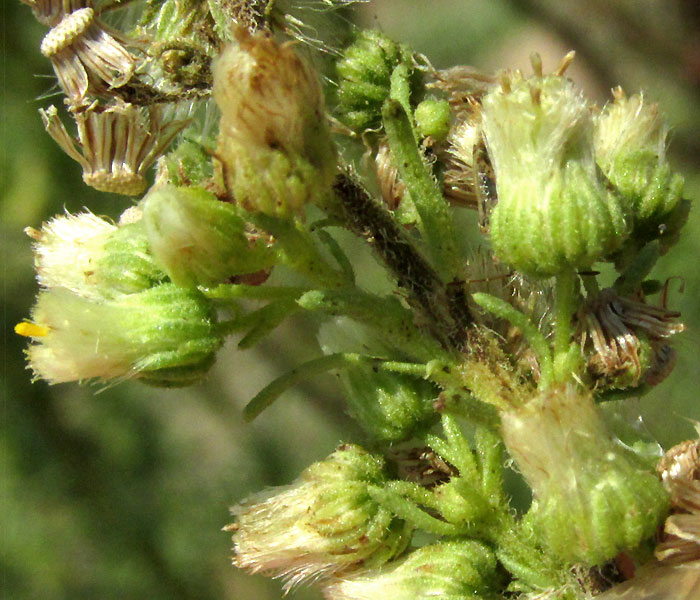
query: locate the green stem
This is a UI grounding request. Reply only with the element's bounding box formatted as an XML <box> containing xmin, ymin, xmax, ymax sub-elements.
<box><xmin>243</xmin><ymin>353</ymin><xmax>430</xmax><ymax>421</ymax></box>
<box><xmin>471</xmin><ymin>292</ymin><xmax>553</xmax><ymax>387</ymax></box>
<box><xmin>580</xmin><ymin>273</ymin><xmax>600</xmax><ymax>299</ymax></box>
<box><xmin>381</xmin><ymin>98</ymin><xmax>461</xmax><ymax>282</ymax></box>
<box><xmin>296</xmin><ymin>288</ymin><xmax>446</xmax><ymax>361</ymax></box>
<box><xmin>202</xmin><ymin>284</ymin><xmax>307</xmax><ymax>301</ymax></box>
<box><xmin>247</xmin><ymin>213</ymin><xmax>348</xmax><ymax>289</ymax></box>
<box><xmin>214</xmin><ymin>299</ymin><xmax>299</xmax><ymax>339</ymax></box>
<box><xmin>552</xmin><ymin>269</ymin><xmax>579</xmax><ymax>383</ymax></box>
<box><xmin>613</xmin><ymin>240</ymin><xmax>660</xmax><ymax>296</ymax></box>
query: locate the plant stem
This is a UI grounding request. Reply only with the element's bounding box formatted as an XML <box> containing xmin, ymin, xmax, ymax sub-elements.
<box><xmin>553</xmin><ymin>269</ymin><xmax>578</xmax><ymax>382</ymax></box>
<box><xmin>381</xmin><ymin>98</ymin><xmax>462</xmax><ymax>282</ymax></box>
<box><xmin>243</xmin><ymin>353</ymin><xmax>431</xmax><ymax>421</ymax></box>
<box><xmin>202</xmin><ymin>284</ymin><xmax>307</xmax><ymax>301</ymax></box>
<box><xmin>247</xmin><ymin>213</ymin><xmax>349</xmax><ymax>289</ymax></box>
<box><xmin>471</xmin><ymin>292</ymin><xmax>553</xmax><ymax>387</ymax></box>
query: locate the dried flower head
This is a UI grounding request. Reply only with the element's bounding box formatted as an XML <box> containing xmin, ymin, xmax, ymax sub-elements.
<box><xmin>582</xmin><ymin>288</ymin><xmax>683</xmax><ymax>389</ymax></box>
<box><xmin>40</xmin><ymin>103</ymin><xmax>188</xmax><ymax>196</ymax></box>
<box><xmin>40</xmin><ymin>7</ymin><xmax>136</xmax><ymax>103</ymax></box>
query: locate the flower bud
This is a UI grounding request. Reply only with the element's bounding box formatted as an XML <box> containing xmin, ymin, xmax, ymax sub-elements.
<box><xmin>480</xmin><ymin>68</ymin><xmax>629</xmax><ymax>276</ymax></box>
<box><xmin>414</xmin><ymin>99</ymin><xmax>451</xmax><ymax>141</ymax></box>
<box><xmin>323</xmin><ymin>540</ymin><xmax>499</xmax><ymax>600</ymax></box>
<box><xmin>501</xmin><ymin>385</ymin><xmax>669</xmax><ymax>565</ymax></box>
<box><xmin>27</xmin><ymin>211</ymin><xmax>165</xmax><ymax>298</ymax></box>
<box><xmin>595</xmin><ymin>90</ymin><xmax>684</xmax><ymax>230</ymax></box>
<box><xmin>213</xmin><ymin>28</ymin><xmax>336</xmax><ymax>218</ymax></box>
<box><xmin>142</xmin><ymin>185</ymin><xmax>274</xmax><ymax>287</ymax></box>
<box><xmin>335</xmin><ymin>30</ymin><xmax>408</xmax><ymax>132</ymax></box>
<box><xmin>231</xmin><ymin>444</ymin><xmax>412</xmax><ymax>589</ymax></box>
<box><xmin>339</xmin><ymin>364</ymin><xmax>438</xmax><ymax>442</ymax></box>
<box><xmin>18</xmin><ymin>283</ymin><xmax>221</xmax><ymax>386</ymax></box>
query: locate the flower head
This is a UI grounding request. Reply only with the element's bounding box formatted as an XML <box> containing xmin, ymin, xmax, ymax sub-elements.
<box><xmin>230</xmin><ymin>444</ymin><xmax>412</xmax><ymax>590</ymax></box>
<box><xmin>27</xmin><ymin>210</ymin><xmax>165</xmax><ymax>298</ymax></box>
<box><xmin>17</xmin><ymin>283</ymin><xmax>221</xmax><ymax>386</ymax></box>
<box><xmin>595</xmin><ymin>89</ymin><xmax>685</xmax><ymax>229</ymax></box>
<box><xmin>141</xmin><ymin>185</ymin><xmax>274</xmax><ymax>287</ymax></box>
<box><xmin>501</xmin><ymin>385</ymin><xmax>669</xmax><ymax>565</ymax></box>
<box><xmin>41</xmin><ymin>103</ymin><xmax>188</xmax><ymax>196</ymax></box>
<box><xmin>480</xmin><ymin>55</ymin><xmax>629</xmax><ymax>276</ymax></box>
<box><xmin>213</xmin><ymin>27</ymin><xmax>336</xmax><ymax>217</ymax></box>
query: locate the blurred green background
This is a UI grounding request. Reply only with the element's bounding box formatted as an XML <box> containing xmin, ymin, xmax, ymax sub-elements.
<box><xmin>2</xmin><ymin>1</ymin><xmax>700</xmax><ymax>598</ymax></box>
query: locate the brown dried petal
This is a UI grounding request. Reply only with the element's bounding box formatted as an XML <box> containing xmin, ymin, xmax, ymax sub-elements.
<box><xmin>41</xmin><ymin>8</ymin><xmax>135</xmax><ymax>104</ymax></box>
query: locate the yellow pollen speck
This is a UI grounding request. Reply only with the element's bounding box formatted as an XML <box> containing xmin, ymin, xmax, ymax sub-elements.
<box><xmin>15</xmin><ymin>322</ymin><xmax>49</xmax><ymax>337</ymax></box>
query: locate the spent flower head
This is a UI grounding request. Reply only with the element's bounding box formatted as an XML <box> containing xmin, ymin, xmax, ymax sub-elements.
<box><xmin>41</xmin><ymin>103</ymin><xmax>189</xmax><ymax>196</ymax></box>
<box><xmin>39</xmin><ymin>7</ymin><xmax>136</xmax><ymax>104</ymax></box>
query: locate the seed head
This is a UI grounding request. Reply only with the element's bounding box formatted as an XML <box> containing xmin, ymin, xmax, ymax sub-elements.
<box><xmin>41</xmin><ymin>103</ymin><xmax>188</xmax><ymax>196</ymax></box>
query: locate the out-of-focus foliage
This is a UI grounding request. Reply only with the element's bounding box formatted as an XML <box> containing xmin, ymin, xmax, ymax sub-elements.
<box><xmin>2</xmin><ymin>1</ymin><xmax>699</xmax><ymax>598</ymax></box>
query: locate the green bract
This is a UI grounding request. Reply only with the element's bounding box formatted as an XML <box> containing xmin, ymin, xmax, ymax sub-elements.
<box><xmin>323</xmin><ymin>540</ymin><xmax>500</xmax><ymax>600</ymax></box>
<box><xmin>340</xmin><ymin>364</ymin><xmax>438</xmax><ymax>442</ymax></box>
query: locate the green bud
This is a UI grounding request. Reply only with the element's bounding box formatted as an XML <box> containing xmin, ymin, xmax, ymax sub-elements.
<box><xmin>481</xmin><ymin>69</ymin><xmax>629</xmax><ymax>276</ymax></box>
<box><xmin>595</xmin><ymin>90</ymin><xmax>685</xmax><ymax>230</ymax></box>
<box><xmin>323</xmin><ymin>540</ymin><xmax>500</xmax><ymax>600</ymax></box>
<box><xmin>19</xmin><ymin>283</ymin><xmax>221</xmax><ymax>386</ymax></box>
<box><xmin>213</xmin><ymin>28</ymin><xmax>336</xmax><ymax>218</ymax></box>
<box><xmin>27</xmin><ymin>211</ymin><xmax>165</xmax><ymax>299</ymax></box>
<box><xmin>501</xmin><ymin>386</ymin><xmax>669</xmax><ymax>565</ymax></box>
<box><xmin>142</xmin><ymin>185</ymin><xmax>274</xmax><ymax>287</ymax></box>
<box><xmin>415</xmin><ymin>99</ymin><xmax>451</xmax><ymax>141</ymax></box>
<box><xmin>231</xmin><ymin>444</ymin><xmax>412</xmax><ymax>590</ymax></box>
<box><xmin>340</xmin><ymin>364</ymin><xmax>438</xmax><ymax>442</ymax></box>
<box><xmin>336</xmin><ymin>30</ymin><xmax>408</xmax><ymax>132</ymax></box>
